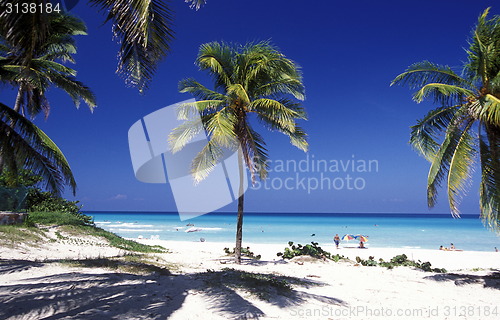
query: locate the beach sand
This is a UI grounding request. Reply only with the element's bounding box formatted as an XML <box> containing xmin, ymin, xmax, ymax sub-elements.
<box><xmin>1</xmin><ymin>235</ymin><xmax>500</xmax><ymax>319</ymax></box>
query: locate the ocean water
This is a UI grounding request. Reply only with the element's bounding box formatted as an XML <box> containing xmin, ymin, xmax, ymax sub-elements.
<box><xmin>88</xmin><ymin>212</ymin><xmax>500</xmax><ymax>252</ymax></box>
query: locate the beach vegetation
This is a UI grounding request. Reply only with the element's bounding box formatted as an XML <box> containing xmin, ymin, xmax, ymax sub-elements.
<box><xmin>356</xmin><ymin>256</ymin><xmax>378</xmax><ymax>266</ymax></box>
<box><xmin>59</xmin><ymin>254</ymin><xmax>172</xmax><ymax>275</ymax></box>
<box><xmin>355</xmin><ymin>254</ymin><xmax>447</xmax><ymax>273</ymax></box>
<box><xmin>392</xmin><ymin>8</ymin><xmax>500</xmax><ymax>230</ymax></box>
<box><xmin>171</xmin><ymin>41</ymin><xmax>308</xmax><ymax>263</ymax></box>
<box><xmin>0</xmin><ymin>210</ymin><xmax>166</xmax><ymax>253</ymax></box>
<box><xmin>27</xmin><ymin>192</ymin><xmax>83</xmax><ymax>217</ymax></box>
<box><xmin>0</xmin><ymin>225</ymin><xmax>45</xmax><ymax>248</ymax></box>
<box><xmin>59</xmin><ymin>224</ymin><xmax>166</xmax><ymax>253</ymax></box>
<box><xmin>277</xmin><ymin>241</ymin><xmax>346</xmax><ymax>262</ymax></box>
<box><xmin>27</xmin><ymin>210</ymin><xmax>90</xmax><ymax>227</ymax></box>
<box><xmin>0</xmin><ymin>12</ymin><xmax>96</xmax><ymax>196</ymax></box>
<box><xmin>224</xmin><ymin>246</ymin><xmax>261</xmax><ymax>260</ymax></box>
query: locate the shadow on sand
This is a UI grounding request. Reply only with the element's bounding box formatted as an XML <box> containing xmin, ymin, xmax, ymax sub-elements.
<box><xmin>424</xmin><ymin>269</ymin><xmax>500</xmax><ymax>290</ymax></box>
<box><xmin>0</xmin><ymin>258</ymin><xmax>346</xmax><ymax>319</ymax></box>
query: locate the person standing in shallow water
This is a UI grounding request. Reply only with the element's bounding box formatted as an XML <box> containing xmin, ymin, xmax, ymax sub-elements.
<box><xmin>334</xmin><ymin>234</ymin><xmax>340</xmax><ymax>249</ymax></box>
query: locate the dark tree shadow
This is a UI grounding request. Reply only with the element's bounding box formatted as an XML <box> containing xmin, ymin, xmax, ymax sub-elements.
<box><xmin>0</xmin><ymin>259</ymin><xmax>43</xmax><ymax>275</ymax></box>
<box><xmin>424</xmin><ymin>269</ymin><xmax>500</xmax><ymax>290</ymax></box>
<box><xmin>0</xmin><ymin>259</ymin><xmax>347</xmax><ymax>319</ymax></box>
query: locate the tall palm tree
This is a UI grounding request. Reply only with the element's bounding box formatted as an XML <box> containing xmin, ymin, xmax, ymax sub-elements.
<box><xmin>0</xmin><ymin>12</ymin><xmax>96</xmax><ymax>195</ymax></box>
<box><xmin>170</xmin><ymin>41</ymin><xmax>308</xmax><ymax>263</ymax></box>
<box><xmin>391</xmin><ymin>8</ymin><xmax>500</xmax><ymax>230</ymax></box>
<box><xmin>0</xmin><ymin>0</ymin><xmax>207</xmax><ymax>93</ymax></box>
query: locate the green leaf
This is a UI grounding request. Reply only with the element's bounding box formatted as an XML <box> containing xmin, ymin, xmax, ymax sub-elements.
<box><xmin>479</xmin><ymin>125</ymin><xmax>500</xmax><ymax>231</ymax></box>
<box><xmin>0</xmin><ymin>103</ymin><xmax>76</xmax><ymax>195</ymax></box>
<box><xmin>410</xmin><ymin>106</ymin><xmax>459</xmax><ymax>161</ymax></box>
<box><xmin>413</xmin><ymin>83</ymin><xmax>475</xmax><ymax>105</ymax></box>
<box><xmin>447</xmin><ymin>121</ymin><xmax>476</xmax><ymax>217</ymax></box>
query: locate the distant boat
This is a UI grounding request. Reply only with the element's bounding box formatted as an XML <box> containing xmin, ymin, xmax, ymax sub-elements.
<box><xmin>185</xmin><ymin>227</ymin><xmax>202</xmax><ymax>233</ymax></box>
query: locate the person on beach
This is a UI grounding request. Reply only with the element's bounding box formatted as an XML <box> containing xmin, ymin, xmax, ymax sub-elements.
<box><xmin>450</xmin><ymin>243</ymin><xmax>455</xmax><ymax>250</ymax></box>
<box><xmin>495</xmin><ymin>247</ymin><xmax>498</xmax><ymax>252</ymax></box>
<box><xmin>359</xmin><ymin>241</ymin><xmax>365</xmax><ymax>248</ymax></box>
<box><xmin>334</xmin><ymin>234</ymin><xmax>340</xmax><ymax>249</ymax></box>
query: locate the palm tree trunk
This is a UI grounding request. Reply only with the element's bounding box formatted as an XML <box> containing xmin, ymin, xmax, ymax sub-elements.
<box><xmin>235</xmin><ymin>147</ymin><xmax>245</xmax><ymax>264</ymax></box>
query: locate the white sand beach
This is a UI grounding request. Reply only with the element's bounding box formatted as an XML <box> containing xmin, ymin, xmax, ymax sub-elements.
<box><xmin>1</xmin><ymin>232</ymin><xmax>500</xmax><ymax>320</ymax></box>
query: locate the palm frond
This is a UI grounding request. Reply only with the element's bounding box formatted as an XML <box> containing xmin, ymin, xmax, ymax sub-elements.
<box><xmin>175</xmin><ymin>100</ymin><xmax>224</xmax><ymax>120</ymax></box>
<box><xmin>47</xmin><ymin>71</ymin><xmax>97</xmax><ymax>111</ymax></box>
<box><xmin>410</xmin><ymin>106</ymin><xmax>460</xmax><ymax>161</ymax></box>
<box><xmin>426</xmin><ymin>113</ymin><xmax>472</xmax><ymax>209</ymax></box>
<box><xmin>470</xmin><ymin>94</ymin><xmax>500</xmax><ymax>126</ymax></box>
<box><xmin>413</xmin><ymin>83</ymin><xmax>475</xmax><ymax>105</ymax></box>
<box><xmin>391</xmin><ymin>61</ymin><xmax>474</xmax><ymax>90</ymax></box>
<box><xmin>287</xmin><ymin>125</ymin><xmax>309</xmax><ymax>152</ymax></box>
<box><xmin>191</xmin><ymin>140</ymin><xmax>223</xmax><ymax>183</ymax></box>
<box><xmin>0</xmin><ymin>103</ymin><xmax>76</xmax><ymax>195</ymax></box>
<box><xmin>204</xmin><ymin>108</ymin><xmax>238</xmax><ymax>148</ymax></box>
<box><xmin>447</xmin><ymin>121</ymin><xmax>476</xmax><ymax>217</ymax></box>
<box><xmin>479</xmin><ymin>124</ymin><xmax>500</xmax><ymax>230</ymax></box>
<box><xmin>178</xmin><ymin>78</ymin><xmax>227</xmax><ymax>101</ymax></box>
<box><xmin>196</xmin><ymin>42</ymin><xmax>234</xmax><ymax>90</ymax></box>
<box><xmin>464</xmin><ymin>8</ymin><xmax>500</xmax><ymax>85</ymax></box>
<box><xmin>243</xmin><ymin>125</ymin><xmax>269</xmax><ymax>181</ymax></box>
<box><xmin>253</xmin><ymin>77</ymin><xmax>305</xmax><ymax>101</ymax></box>
<box><xmin>89</xmin><ymin>0</ymin><xmax>174</xmax><ymax>92</ymax></box>
<box><xmin>227</xmin><ymin>84</ymin><xmax>250</xmax><ymax>106</ymax></box>
<box><xmin>184</xmin><ymin>0</ymin><xmax>207</xmax><ymax>10</ymax></box>
<box><xmin>168</xmin><ymin>118</ymin><xmax>204</xmax><ymax>153</ymax></box>
<box><xmin>251</xmin><ymin>98</ymin><xmax>303</xmax><ymax>132</ymax></box>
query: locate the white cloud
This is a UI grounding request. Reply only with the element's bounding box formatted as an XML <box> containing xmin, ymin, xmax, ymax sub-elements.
<box><xmin>109</xmin><ymin>194</ymin><xmax>128</xmax><ymax>200</ymax></box>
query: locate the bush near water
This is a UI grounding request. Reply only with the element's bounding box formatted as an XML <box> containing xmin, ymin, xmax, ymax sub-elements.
<box><xmin>277</xmin><ymin>241</ymin><xmax>446</xmax><ymax>273</ymax></box>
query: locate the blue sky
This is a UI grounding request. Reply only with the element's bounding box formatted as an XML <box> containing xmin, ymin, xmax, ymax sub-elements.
<box><xmin>1</xmin><ymin>0</ymin><xmax>496</xmax><ymax>214</ymax></box>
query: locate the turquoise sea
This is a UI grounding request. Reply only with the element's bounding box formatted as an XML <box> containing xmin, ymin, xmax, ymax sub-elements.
<box><xmin>89</xmin><ymin>212</ymin><xmax>500</xmax><ymax>252</ymax></box>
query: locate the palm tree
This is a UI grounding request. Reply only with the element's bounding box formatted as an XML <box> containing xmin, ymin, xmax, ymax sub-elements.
<box><xmin>0</xmin><ymin>102</ymin><xmax>76</xmax><ymax>195</ymax></box>
<box><xmin>0</xmin><ymin>12</ymin><xmax>96</xmax><ymax>118</ymax></box>
<box><xmin>0</xmin><ymin>0</ymin><xmax>207</xmax><ymax>92</ymax></box>
<box><xmin>170</xmin><ymin>41</ymin><xmax>308</xmax><ymax>263</ymax></box>
<box><xmin>0</xmin><ymin>12</ymin><xmax>96</xmax><ymax>195</ymax></box>
<box><xmin>391</xmin><ymin>8</ymin><xmax>500</xmax><ymax>230</ymax></box>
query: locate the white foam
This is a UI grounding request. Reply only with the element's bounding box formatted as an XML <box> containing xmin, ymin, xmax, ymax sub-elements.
<box><xmin>114</xmin><ymin>228</ymin><xmax>163</xmax><ymax>232</ymax></box>
<box><xmin>107</xmin><ymin>223</ymin><xmax>154</xmax><ymax>228</ymax></box>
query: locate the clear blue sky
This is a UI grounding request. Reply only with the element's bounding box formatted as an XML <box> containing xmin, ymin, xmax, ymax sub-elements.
<box><xmin>1</xmin><ymin>0</ymin><xmax>496</xmax><ymax>214</ymax></box>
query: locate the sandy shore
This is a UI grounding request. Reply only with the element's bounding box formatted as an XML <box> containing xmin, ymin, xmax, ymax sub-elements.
<box><xmin>1</xmin><ymin>235</ymin><xmax>500</xmax><ymax>319</ymax></box>
<box><xmin>136</xmin><ymin>239</ymin><xmax>500</xmax><ymax>271</ymax></box>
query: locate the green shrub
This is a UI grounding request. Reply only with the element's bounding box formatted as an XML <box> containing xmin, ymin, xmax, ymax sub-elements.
<box><xmin>355</xmin><ymin>254</ymin><xmax>447</xmax><ymax>273</ymax></box>
<box><xmin>224</xmin><ymin>246</ymin><xmax>261</xmax><ymax>260</ymax></box>
<box><xmin>277</xmin><ymin>241</ymin><xmax>345</xmax><ymax>262</ymax></box>
<box><xmin>28</xmin><ymin>211</ymin><xmax>92</xmax><ymax>227</ymax></box>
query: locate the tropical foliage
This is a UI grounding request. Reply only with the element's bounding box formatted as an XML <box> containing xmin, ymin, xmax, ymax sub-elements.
<box><xmin>391</xmin><ymin>8</ymin><xmax>500</xmax><ymax>230</ymax></box>
<box><xmin>0</xmin><ymin>0</ymin><xmax>207</xmax><ymax>92</ymax></box>
<box><xmin>170</xmin><ymin>41</ymin><xmax>308</xmax><ymax>262</ymax></box>
<box><xmin>0</xmin><ymin>12</ymin><xmax>96</xmax><ymax>117</ymax></box>
<box><xmin>0</xmin><ymin>12</ymin><xmax>96</xmax><ymax>195</ymax></box>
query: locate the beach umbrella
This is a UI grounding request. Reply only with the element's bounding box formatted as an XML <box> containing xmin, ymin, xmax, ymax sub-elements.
<box><xmin>355</xmin><ymin>235</ymin><xmax>369</xmax><ymax>242</ymax></box>
<box><xmin>342</xmin><ymin>234</ymin><xmax>355</xmax><ymax>241</ymax></box>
